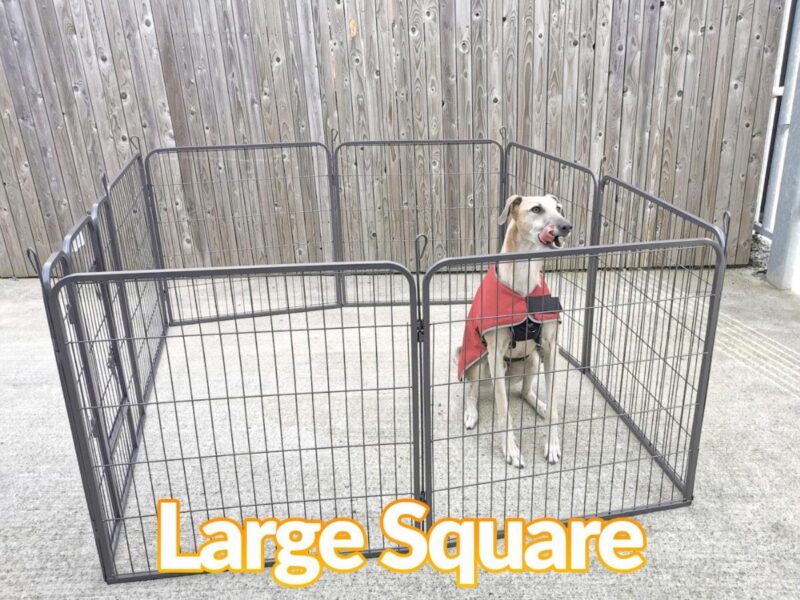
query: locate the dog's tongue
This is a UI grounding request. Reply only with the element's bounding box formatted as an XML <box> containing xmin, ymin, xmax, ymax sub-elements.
<box><xmin>539</xmin><ymin>224</ymin><xmax>556</xmax><ymax>245</ymax></box>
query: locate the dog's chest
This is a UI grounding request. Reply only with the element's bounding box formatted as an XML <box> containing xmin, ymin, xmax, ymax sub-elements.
<box><xmin>505</xmin><ymin>337</ymin><xmax>538</xmax><ymax>359</ymax></box>
<box><xmin>499</xmin><ymin>261</ymin><xmax>542</xmax><ymax>298</ymax></box>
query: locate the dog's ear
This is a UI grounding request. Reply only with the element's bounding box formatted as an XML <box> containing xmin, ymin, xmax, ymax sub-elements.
<box><xmin>499</xmin><ymin>195</ymin><xmax>523</xmax><ymax>225</ymax></box>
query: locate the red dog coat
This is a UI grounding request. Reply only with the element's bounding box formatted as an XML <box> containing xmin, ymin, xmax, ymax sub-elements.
<box><xmin>457</xmin><ymin>264</ymin><xmax>561</xmax><ymax>381</ymax></box>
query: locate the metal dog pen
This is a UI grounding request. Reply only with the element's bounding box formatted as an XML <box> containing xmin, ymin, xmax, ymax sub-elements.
<box><xmin>31</xmin><ymin>138</ymin><xmax>726</xmax><ymax>583</ymax></box>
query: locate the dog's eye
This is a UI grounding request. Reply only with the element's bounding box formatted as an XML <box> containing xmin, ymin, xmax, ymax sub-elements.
<box><xmin>557</xmin><ymin>206</ymin><xmax>563</xmax><ymax>214</ymax></box>
<box><xmin>531</xmin><ymin>206</ymin><xmax>542</xmax><ymax>214</ymax></box>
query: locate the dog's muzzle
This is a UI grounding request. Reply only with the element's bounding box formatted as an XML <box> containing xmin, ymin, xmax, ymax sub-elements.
<box><xmin>539</xmin><ymin>220</ymin><xmax>572</xmax><ymax>248</ymax></box>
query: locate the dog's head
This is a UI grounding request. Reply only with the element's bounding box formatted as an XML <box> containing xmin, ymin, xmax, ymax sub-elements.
<box><xmin>498</xmin><ymin>194</ymin><xmax>572</xmax><ymax>249</ymax></box>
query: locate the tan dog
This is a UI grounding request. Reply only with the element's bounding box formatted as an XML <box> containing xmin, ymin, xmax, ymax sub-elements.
<box><xmin>457</xmin><ymin>194</ymin><xmax>572</xmax><ymax>467</ymax></box>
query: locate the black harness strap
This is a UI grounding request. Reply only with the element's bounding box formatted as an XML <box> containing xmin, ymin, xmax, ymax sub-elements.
<box><xmin>527</xmin><ymin>294</ymin><xmax>563</xmax><ymax>314</ymax></box>
<box><xmin>480</xmin><ymin>293</ymin><xmax>563</xmax><ymax>364</ymax></box>
<box><xmin>508</xmin><ymin>294</ymin><xmax>562</xmax><ymax>361</ymax></box>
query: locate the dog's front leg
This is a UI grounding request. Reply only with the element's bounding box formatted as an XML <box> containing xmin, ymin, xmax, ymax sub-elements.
<box><xmin>522</xmin><ymin>351</ymin><xmax>547</xmax><ymax>418</ymax></box>
<box><xmin>486</xmin><ymin>330</ymin><xmax>524</xmax><ymax>468</ymax></box>
<box><xmin>540</xmin><ymin>332</ymin><xmax>561</xmax><ymax>464</ymax></box>
<box><xmin>463</xmin><ymin>375</ymin><xmax>480</xmax><ymax>430</ymax></box>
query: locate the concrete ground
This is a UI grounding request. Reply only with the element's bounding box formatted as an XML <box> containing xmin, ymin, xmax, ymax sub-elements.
<box><xmin>1</xmin><ymin>268</ymin><xmax>798</xmax><ymax>599</ymax></box>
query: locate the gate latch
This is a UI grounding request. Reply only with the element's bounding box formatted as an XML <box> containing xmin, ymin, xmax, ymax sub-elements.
<box><xmin>66</xmin><ymin>302</ymin><xmax>76</xmax><ymax>325</ymax></box>
<box><xmin>90</xmin><ymin>417</ymin><xmax>100</xmax><ymax>438</ymax></box>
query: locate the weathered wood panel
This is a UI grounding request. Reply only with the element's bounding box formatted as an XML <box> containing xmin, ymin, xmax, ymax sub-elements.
<box><xmin>0</xmin><ymin>0</ymin><xmax>787</xmax><ymax>275</ymax></box>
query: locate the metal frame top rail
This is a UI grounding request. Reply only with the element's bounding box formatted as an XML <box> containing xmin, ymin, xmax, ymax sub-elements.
<box><xmin>505</xmin><ymin>141</ymin><xmax>600</xmax><ymax>182</ymax></box>
<box><xmin>144</xmin><ymin>140</ymin><xmax>332</xmax><ymax>159</ymax></box>
<box><xmin>134</xmin><ymin>138</ymin><xmax>725</xmax><ymax>278</ymax></box>
<box><xmin>420</xmin><ymin>236</ymin><xmax>725</xmax><ymax>273</ymax></box>
<box><xmin>334</xmin><ymin>138</ymin><xmax>504</xmax><ymax>149</ymax></box>
<box><xmin>48</xmin><ymin>259</ymin><xmax>421</xmax><ymax>293</ymax></box>
<box><xmin>599</xmin><ymin>174</ymin><xmax>727</xmax><ymax>249</ymax></box>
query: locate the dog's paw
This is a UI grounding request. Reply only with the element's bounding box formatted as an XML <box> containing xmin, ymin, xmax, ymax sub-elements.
<box><xmin>464</xmin><ymin>406</ymin><xmax>478</xmax><ymax>430</ymax></box>
<box><xmin>504</xmin><ymin>436</ymin><xmax>525</xmax><ymax>469</ymax></box>
<box><xmin>535</xmin><ymin>398</ymin><xmax>547</xmax><ymax>419</ymax></box>
<box><xmin>523</xmin><ymin>390</ymin><xmax>545</xmax><ymax>415</ymax></box>
<box><xmin>545</xmin><ymin>439</ymin><xmax>561</xmax><ymax>464</ymax></box>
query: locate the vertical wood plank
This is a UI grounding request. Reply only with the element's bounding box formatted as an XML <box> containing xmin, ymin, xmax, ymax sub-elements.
<box><xmin>658</xmin><ymin>0</ymin><xmax>691</xmax><ymax>204</ymax></box>
<box><xmin>516</xmin><ymin>0</ymin><xmax>534</xmax><ymax>186</ymax></box>
<box><xmin>439</xmin><ymin>0</ymin><xmax>460</xmax><ymax>257</ymax></box>
<box><xmin>0</xmin><ymin>1</ymin><xmax>66</xmax><ymax>246</ymax></box>
<box><xmin>471</xmin><ymin>0</ymin><xmax>488</xmax><ymax>247</ymax></box>
<box><xmin>423</xmin><ymin>0</ymin><xmax>444</xmax><ymax>261</ymax></box>
<box><xmin>632</xmin><ymin>0</ymin><xmax>661</xmax><ymax>189</ymax></box>
<box><xmin>646</xmin><ymin>0</ymin><xmax>678</xmax><ymax>195</ymax></box>
<box><xmin>671</xmin><ymin>0</ymin><xmax>708</xmax><ymax>211</ymax></box>
<box><xmin>561</xmin><ymin>0</ymin><xmax>580</xmax><ymax>162</ymax></box>
<box><xmin>736</xmin><ymin>0</ymin><xmax>785</xmax><ymax>263</ymax></box>
<box><xmin>617</xmin><ymin>0</ymin><xmax>643</xmax><ymax>184</ymax></box>
<box><xmin>0</xmin><ymin>118</ymin><xmax>29</xmax><ymax>275</ymax></box>
<box><xmin>487</xmin><ymin>0</ymin><xmax>503</xmax><ymax>141</ymax></box>
<box><xmin>29</xmin><ymin>0</ymin><xmax>98</xmax><ymax>203</ymax></box>
<box><xmin>150</xmin><ymin>0</ymin><xmax>196</xmax><ymax>267</ymax></box>
<box><xmin>576</xmin><ymin>0</ymin><xmax>596</xmax><ymax>167</ymax></box>
<box><xmin>546</xmin><ymin>0</ymin><xmax>564</xmax><ymax>172</ymax></box>
<box><xmin>685</xmin><ymin>0</ymin><xmax>726</xmax><ymax>225</ymax></box>
<box><xmin>699</xmin><ymin>0</ymin><xmax>740</xmax><ymax>227</ymax></box>
<box><xmin>0</xmin><ymin>35</ymin><xmax>50</xmax><ymax>265</ymax></box>
<box><xmin>727</xmin><ymin>0</ymin><xmax>769</xmax><ymax>258</ymax></box>
<box><xmin>0</xmin><ymin>190</ymin><xmax>14</xmax><ymax>276</ymax></box>
<box><xmin>74</xmin><ymin>0</ymin><xmax>129</xmax><ymax>168</ymax></box>
<box><xmin>530</xmin><ymin>0</ymin><xmax>548</xmax><ymax>152</ymax></box>
<box><xmin>603</xmin><ymin>0</ymin><xmax>630</xmax><ymax>178</ymax></box>
<box><xmin>455</xmin><ymin>0</ymin><xmax>473</xmax><ymax>254</ymax></box>
<box><xmin>589</xmin><ymin>0</ymin><xmax>613</xmax><ymax>174</ymax></box>
<box><xmin>713</xmin><ymin>0</ymin><xmax>755</xmax><ymax>232</ymax></box>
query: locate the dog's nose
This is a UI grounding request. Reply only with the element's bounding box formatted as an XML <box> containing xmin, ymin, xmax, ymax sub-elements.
<box><xmin>558</xmin><ymin>222</ymin><xmax>573</xmax><ymax>235</ymax></box>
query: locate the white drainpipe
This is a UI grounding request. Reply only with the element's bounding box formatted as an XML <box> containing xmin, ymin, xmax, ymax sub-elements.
<box><xmin>767</xmin><ymin>3</ymin><xmax>800</xmax><ymax>291</ymax></box>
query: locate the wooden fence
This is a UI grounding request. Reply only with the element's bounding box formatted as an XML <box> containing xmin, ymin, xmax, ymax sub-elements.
<box><xmin>0</xmin><ymin>0</ymin><xmax>787</xmax><ymax>276</ymax></box>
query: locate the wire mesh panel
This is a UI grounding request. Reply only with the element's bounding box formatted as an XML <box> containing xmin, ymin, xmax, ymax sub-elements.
<box><xmin>598</xmin><ymin>176</ymin><xmax>726</xmax><ymax>256</ymax></box>
<box><xmin>145</xmin><ymin>143</ymin><xmax>335</xmax><ymax>269</ymax></box>
<box><xmin>584</xmin><ymin>241</ymin><xmax>723</xmax><ymax>493</ymax></box>
<box><xmin>505</xmin><ymin>143</ymin><xmax>597</xmax><ymax>250</ymax></box>
<box><xmin>421</xmin><ymin>240</ymin><xmax>723</xmax><ymax>526</ymax></box>
<box><xmin>97</xmin><ymin>155</ymin><xmax>167</xmax><ymax>410</ymax></box>
<box><xmin>47</xmin><ymin>262</ymin><xmax>421</xmax><ymax>582</ymax></box>
<box><xmin>105</xmin><ymin>154</ymin><xmax>162</xmax><ymax>271</ymax></box>
<box><xmin>334</xmin><ymin>140</ymin><xmax>503</xmax><ymax>269</ymax></box>
<box><xmin>41</xmin><ymin>216</ymin><xmax>144</xmax><ymax>568</ymax></box>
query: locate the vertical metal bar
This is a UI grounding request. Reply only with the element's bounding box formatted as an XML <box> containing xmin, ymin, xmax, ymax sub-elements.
<box><xmin>142</xmin><ymin>152</ymin><xmax>174</xmax><ymax>326</ymax></box>
<box><xmin>47</xmin><ymin>280</ymin><xmax>118</xmax><ymax>582</ymax></box>
<box><xmin>330</xmin><ymin>139</ymin><xmax>347</xmax><ymax>306</ymax></box>
<box><xmin>67</xmin><ymin>276</ymin><xmax>122</xmax><ymax>506</ymax></box>
<box><xmin>500</xmin><ymin>141</ymin><xmax>510</xmax><ymax>246</ymax></box>
<box><xmin>141</xmin><ymin>154</ymin><xmax>167</xmax><ymax>270</ymax></box>
<box><xmin>683</xmin><ymin>242</ymin><xmax>726</xmax><ymax>499</ymax></box>
<box><xmin>96</xmin><ymin>192</ymin><xmax>146</xmax><ymax>441</ymax></box>
<box><xmin>581</xmin><ymin>175</ymin><xmax>604</xmax><ymax>370</ymax></box>
<box><xmin>407</xmin><ymin>270</ymin><xmax>423</xmax><ymax>510</ymax></box>
<box><xmin>420</xmin><ymin>269</ymin><xmax>434</xmax><ymax>530</ymax></box>
<box><xmin>60</xmin><ymin>266</ymin><xmax>125</xmax><ymax>522</ymax></box>
<box><xmin>89</xmin><ymin>197</ymin><xmax>138</xmax><ymax>449</ymax></box>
